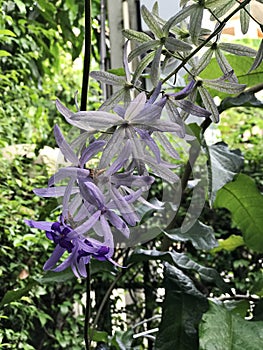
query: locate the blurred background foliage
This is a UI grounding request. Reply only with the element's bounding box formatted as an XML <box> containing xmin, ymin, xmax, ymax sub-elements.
<box><xmin>0</xmin><ymin>0</ymin><xmax>262</xmax><ymax>349</ymax></box>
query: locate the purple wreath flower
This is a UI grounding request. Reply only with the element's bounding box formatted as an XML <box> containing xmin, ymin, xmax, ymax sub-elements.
<box><xmin>25</xmin><ymin>216</ymin><xmax>119</xmax><ymax>278</ymax></box>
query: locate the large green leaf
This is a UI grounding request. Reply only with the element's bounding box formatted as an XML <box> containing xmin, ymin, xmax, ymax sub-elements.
<box><xmin>207</xmin><ymin>142</ymin><xmax>244</xmax><ymax>204</ymax></box>
<box><xmin>200</xmin><ymin>301</ymin><xmax>263</xmax><ymax>350</ymax></box>
<box><xmin>155</xmin><ymin>263</ymin><xmax>208</xmax><ymax>350</ymax></box>
<box><xmin>164</xmin><ymin>221</ymin><xmax>218</xmax><ymax>250</ymax></box>
<box><xmin>214</xmin><ymin>174</ymin><xmax>263</xmax><ymax>252</ymax></box>
<box><xmin>129</xmin><ymin>249</ymin><xmax>230</xmax><ymax>292</ymax></box>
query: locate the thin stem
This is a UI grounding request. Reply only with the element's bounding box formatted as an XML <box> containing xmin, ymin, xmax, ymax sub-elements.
<box><xmin>81</xmin><ymin>3</ymin><xmax>92</xmax><ymax>348</ymax></box>
<box><xmin>162</xmin><ymin>0</ymin><xmax>251</xmax><ymax>84</ymax></box>
<box><xmin>81</xmin><ymin>0</ymin><xmax>92</xmax><ymax>111</ymax></box>
<box><xmin>84</xmin><ymin>264</ymin><xmax>91</xmax><ymax>350</ymax></box>
<box><xmin>90</xmin><ymin>263</ymin><xmax>134</xmax><ymax>342</ymax></box>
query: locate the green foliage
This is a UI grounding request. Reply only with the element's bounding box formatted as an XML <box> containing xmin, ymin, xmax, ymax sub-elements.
<box><xmin>155</xmin><ymin>263</ymin><xmax>208</xmax><ymax>350</ymax></box>
<box><xmin>1</xmin><ymin>0</ymin><xmax>263</xmax><ymax>349</ymax></box>
<box><xmin>214</xmin><ymin>173</ymin><xmax>263</xmax><ymax>252</ymax></box>
<box><xmin>200</xmin><ymin>301</ymin><xmax>263</xmax><ymax>350</ymax></box>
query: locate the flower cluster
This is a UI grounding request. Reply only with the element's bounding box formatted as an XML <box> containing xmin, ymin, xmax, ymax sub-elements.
<box><xmin>25</xmin><ymin>86</ymin><xmax>191</xmax><ymax>277</ymax></box>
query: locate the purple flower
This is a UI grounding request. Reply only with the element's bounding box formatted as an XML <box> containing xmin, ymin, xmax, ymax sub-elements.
<box><xmin>56</xmin><ymin>93</ymin><xmax>182</xmax><ymax>183</ymax></box>
<box><xmin>25</xmin><ymin>217</ymin><xmax>119</xmax><ymax>278</ymax></box>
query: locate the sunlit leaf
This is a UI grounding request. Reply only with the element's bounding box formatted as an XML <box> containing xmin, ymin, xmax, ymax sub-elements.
<box><xmin>214</xmin><ymin>174</ymin><xmax>263</xmax><ymax>252</ymax></box>
<box><xmin>219</xmin><ymin>42</ymin><xmax>256</xmax><ymax>57</ymax></box>
<box><xmin>0</xmin><ymin>29</ymin><xmax>16</xmax><ymax>37</ymax></box>
<box><xmin>211</xmin><ymin>235</ymin><xmax>244</xmax><ymax>253</ymax></box>
<box><xmin>0</xmin><ymin>50</ymin><xmax>11</xmax><ymax>57</ymax></box>
<box><xmin>203</xmin><ymin>78</ymin><xmax>246</xmax><ymax>94</ymax></box>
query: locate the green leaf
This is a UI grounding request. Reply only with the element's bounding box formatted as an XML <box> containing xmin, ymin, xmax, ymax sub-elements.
<box><xmin>163</xmin><ymin>5</ymin><xmax>195</xmax><ymax>35</ymax></box>
<box><xmin>220</xmin><ymin>91</ymin><xmax>263</xmax><ymax>112</ymax></box>
<box><xmin>240</xmin><ymin>6</ymin><xmax>250</xmax><ymax>35</ymax></box>
<box><xmin>249</xmin><ymin>39</ymin><xmax>263</xmax><ymax>72</ymax></box>
<box><xmin>200</xmin><ymin>301</ymin><xmax>263</xmax><ymax>350</ymax></box>
<box><xmin>251</xmin><ymin>280</ymin><xmax>263</xmax><ymax>297</ymax></box>
<box><xmin>141</xmin><ymin>5</ymin><xmax>164</xmax><ymax>39</ymax></box>
<box><xmin>208</xmin><ymin>0</ymin><xmax>236</xmax><ymax>19</ymax></box>
<box><xmin>111</xmin><ymin>329</ymin><xmax>134</xmax><ymax>350</ymax></box>
<box><xmin>192</xmin><ymin>48</ymin><xmax>214</xmax><ymax>76</ymax></box>
<box><xmin>89</xmin><ymin>330</ymin><xmax>109</xmax><ymax>343</ymax></box>
<box><xmin>0</xmin><ymin>29</ymin><xmax>16</xmax><ymax>37</ymax></box>
<box><xmin>203</xmin><ymin>77</ymin><xmax>246</xmax><ymax>94</ymax></box>
<box><xmin>90</xmin><ymin>70</ymin><xmax>126</xmax><ymax>86</ymax></box>
<box><xmin>122</xmin><ymin>29</ymin><xmax>151</xmax><ymax>43</ymax></box>
<box><xmin>155</xmin><ymin>263</ymin><xmax>208</xmax><ymax>350</ymax></box>
<box><xmin>151</xmin><ymin>46</ymin><xmax>162</xmax><ymax>85</ymax></box>
<box><xmin>189</xmin><ymin>4</ymin><xmax>204</xmax><ymax>45</ymax></box>
<box><xmin>164</xmin><ymin>221</ymin><xmax>218</xmax><ymax>250</ymax></box>
<box><xmin>36</xmin><ymin>269</ymin><xmax>74</xmax><ymax>284</ymax></box>
<box><xmin>13</xmin><ymin>0</ymin><xmax>26</xmax><ymax>13</ymax></box>
<box><xmin>128</xmin><ymin>40</ymin><xmax>160</xmax><ymax>62</ymax></box>
<box><xmin>219</xmin><ymin>42</ymin><xmax>256</xmax><ymax>57</ymax></box>
<box><xmin>223</xmin><ymin>300</ymin><xmax>250</xmax><ymax>318</ymax></box>
<box><xmin>0</xmin><ymin>282</ymin><xmax>36</xmax><ymax>308</ymax></box>
<box><xmin>214</xmin><ymin>174</ymin><xmax>263</xmax><ymax>252</ymax></box>
<box><xmin>0</xmin><ymin>50</ymin><xmax>11</xmax><ymax>57</ymax></box>
<box><xmin>129</xmin><ymin>249</ymin><xmax>230</xmax><ymax>292</ymax></box>
<box><xmin>164</xmin><ymin>37</ymin><xmax>192</xmax><ymax>52</ymax></box>
<box><xmin>211</xmin><ymin>235</ymin><xmax>244</xmax><ymax>253</ymax></box>
<box><xmin>215</xmin><ymin>49</ymin><xmax>238</xmax><ymax>82</ymax></box>
<box><xmin>198</xmin><ymin>86</ymin><xmax>219</xmax><ymax>123</ymax></box>
<box><xmin>132</xmin><ymin>51</ymin><xmax>155</xmax><ymax>84</ymax></box>
<box><xmin>207</xmin><ymin>142</ymin><xmax>244</xmax><ymax>204</ymax></box>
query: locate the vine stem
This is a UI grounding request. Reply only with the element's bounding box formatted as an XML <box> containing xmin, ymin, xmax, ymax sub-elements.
<box><xmin>81</xmin><ymin>0</ymin><xmax>92</xmax><ymax>111</ymax></box>
<box><xmin>84</xmin><ymin>265</ymin><xmax>91</xmax><ymax>350</ymax></box>
<box><xmin>81</xmin><ymin>1</ymin><xmax>92</xmax><ymax>349</ymax></box>
<box><xmin>90</xmin><ymin>264</ymin><xmax>133</xmax><ymax>343</ymax></box>
<box><xmin>162</xmin><ymin>0</ymin><xmax>252</xmax><ymax>84</ymax></box>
